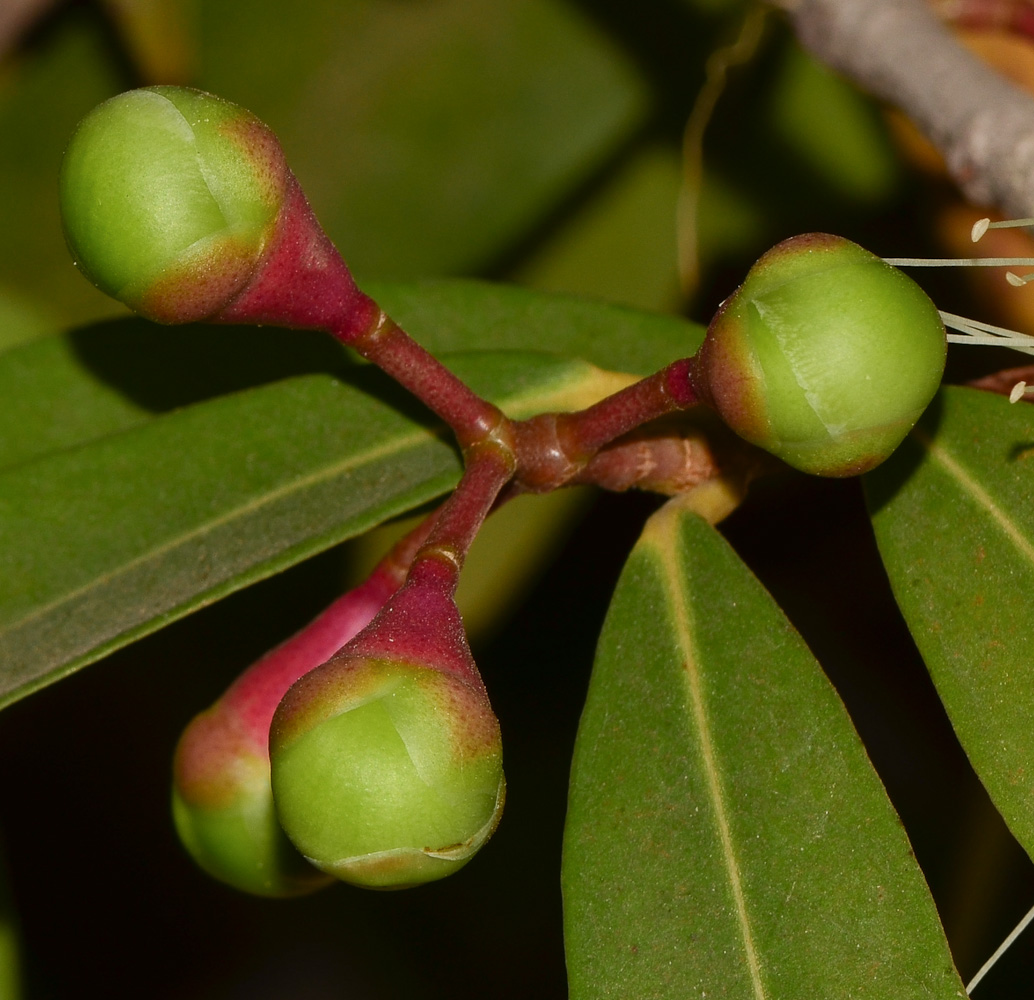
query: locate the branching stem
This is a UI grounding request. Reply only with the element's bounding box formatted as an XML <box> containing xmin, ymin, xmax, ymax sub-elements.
<box><xmin>780</xmin><ymin>0</ymin><xmax>1034</xmax><ymax>217</ymax></box>
<box><xmin>340</xmin><ymin>301</ymin><xmax>510</xmax><ymax>453</ymax></box>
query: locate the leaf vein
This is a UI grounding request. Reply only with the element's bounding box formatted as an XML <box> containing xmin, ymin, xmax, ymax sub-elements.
<box><xmin>912</xmin><ymin>426</ymin><xmax>1034</xmax><ymax>564</ymax></box>
<box><xmin>651</xmin><ymin>507</ymin><xmax>767</xmax><ymax>1000</ymax></box>
<box><xmin>0</xmin><ymin>428</ymin><xmax>440</xmax><ymax>638</ymax></box>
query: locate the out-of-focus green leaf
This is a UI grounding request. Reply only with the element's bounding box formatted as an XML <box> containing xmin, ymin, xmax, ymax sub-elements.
<box><xmin>563</xmin><ymin>502</ymin><xmax>962</xmax><ymax>999</ymax></box>
<box><xmin>199</xmin><ymin>0</ymin><xmax>648</xmax><ymax>280</ymax></box>
<box><xmin>371</xmin><ymin>279</ymin><xmax>705</xmax><ymax>374</ymax></box>
<box><xmin>0</xmin><ymin>288</ymin><xmax>61</xmax><ymax>354</ymax></box>
<box><xmin>766</xmin><ymin>43</ymin><xmax>898</xmax><ymax>205</ymax></box>
<box><xmin>0</xmin><ymin>6</ymin><xmax>127</xmax><ymax>325</ymax></box>
<box><xmin>98</xmin><ymin>0</ymin><xmax>196</xmax><ymax>83</ymax></box>
<box><xmin>0</xmin><ymin>281</ymin><xmax>704</xmax><ymax>473</ymax></box>
<box><xmin>866</xmin><ymin>386</ymin><xmax>1034</xmax><ymax>860</ymax></box>
<box><xmin>513</xmin><ymin>145</ymin><xmax>683</xmax><ymax>313</ymax></box>
<box><xmin>0</xmin><ymin>349</ymin><xmax>625</xmax><ymax>708</ymax></box>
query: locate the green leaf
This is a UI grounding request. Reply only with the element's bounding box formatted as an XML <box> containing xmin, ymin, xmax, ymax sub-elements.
<box><xmin>0</xmin><ymin>350</ymin><xmax>621</xmax><ymax>709</ymax></box>
<box><xmin>371</xmin><ymin>279</ymin><xmax>704</xmax><ymax>375</ymax></box>
<box><xmin>0</xmin><ymin>5</ymin><xmax>128</xmax><ymax>326</ymax></box>
<box><xmin>866</xmin><ymin>386</ymin><xmax>1034</xmax><ymax>859</ymax></box>
<box><xmin>563</xmin><ymin>502</ymin><xmax>962</xmax><ymax>999</ymax></box>
<box><xmin>511</xmin><ymin>145</ymin><xmax>684</xmax><ymax>313</ymax></box>
<box><xmin>0</xmin><ymin>282</ymin><xmax>705</xmax><ymax>472</ymax></box>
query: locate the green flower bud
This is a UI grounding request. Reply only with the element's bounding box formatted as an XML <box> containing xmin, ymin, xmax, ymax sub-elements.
<box><xmin>59</xmin><ymin>86</ymin><xmax>288</xmax><ymax>323</ymax></box>
<box><xmin>692</xmin><ymin>233</ymin><xmax>946</xmax><ymax>476</ymax></box>
<box><xmin>270</xmin><ymin>656</ymin><xmax>505</xmax><ymax>890</ymax></box>
<box><xmin>172</xmin><ymin>704</ymin><xmax>332</xmax><ymax>898</ymax></box>
<box><xmin>171</xmin><ymin>561</ymin><xmax>410</xmax><ymax>897</ymax></box>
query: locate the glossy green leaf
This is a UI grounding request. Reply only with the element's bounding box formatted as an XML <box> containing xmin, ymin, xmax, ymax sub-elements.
<box><xmin>0</xmin><ymin>281</ymin><xmax>705</xmax><ymax>473</ymax></box>
<box><xmin>0</xmin><ymin>350</ymin><xmax>623</xmax><ymax>708</ymax></box>
<box><xmin>866</xmin><ymin>386</ymin><xmax>1034</xmax><ymax>859</ymax></box>
<box><xmin>563</xmin><ymin>502</ymin><xmax>961</xmax><ymax>999</ymax></box>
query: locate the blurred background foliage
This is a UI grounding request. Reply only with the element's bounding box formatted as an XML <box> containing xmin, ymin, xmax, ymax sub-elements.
<box><xmin>2</xmin><ymin>0</ymin><xmax>1034</xmax><ymax>997</ymax></box>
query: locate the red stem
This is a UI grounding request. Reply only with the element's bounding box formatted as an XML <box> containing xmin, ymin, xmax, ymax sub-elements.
<box><xmin>558</xmin><ymin>358</ymin><xmax>697</xmax><ymax>458</ymax></box>
<box><xmin>406</xmin><ymin>441</ymin><xmax>517</xmax><ymax>598</ymax></box>
<box><xmin>337</xmin><ymin>304</ymin><xmax>510</xmax><ymax>452</ymax></box>
<box><xmin>513</xmin><ymin>358</ymin><xmax>699</xmax><ymax>492</ymax></box>
<box><xmin>220</xmin><ymin>177</ymin><xmax>508</xmax><ymax>453</ymax></box>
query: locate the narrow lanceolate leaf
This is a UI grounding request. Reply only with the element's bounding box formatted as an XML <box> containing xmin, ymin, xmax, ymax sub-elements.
<box><xmin>866</xmin><ymin>386</ymin><xmax>1034</xmax><ymax>860</ymax></box>
<box><xmin>0</xmin><ymin>351</ymin><xmax>626</xmax><ymax>709</ymax></box>
<box><xmin>563</xmin><ymin>503</ymin><xmax>962</xmax><ymax>999</ymax></box>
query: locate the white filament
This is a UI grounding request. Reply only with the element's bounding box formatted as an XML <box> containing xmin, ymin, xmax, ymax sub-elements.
<box><xmin>884</xmin><ymin>257</ymin><xmax>1034</xmax><ymax>267</ymax></box>
<box><xmin>965</xmin><ymin>900</ymin><xmax>1034</xmax><ymax>993</ymax></box>
<box><xmin>939</xmin><ymin>311</ymin><xmax>1034</xmax><ymax>357</ymax></box>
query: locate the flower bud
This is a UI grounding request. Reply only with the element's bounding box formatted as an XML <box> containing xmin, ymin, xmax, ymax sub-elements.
<box><xmin>691</xmin><ymin>233</ymin><xmax>946</xmax><ymax>476</ymax></box>
<box><xmin>270</xmin><ymin>582</ymin><xmax>505</xmax><ymax>890</ymax></box>
<box><xmin>172</xmin><ymin>561</ymin><xmax>405</xmax><ymax>897</ymax></box>
<box><xmin>172</xmin><ymin>703</ymin><xmax>332</xmax><ymax>898</ymax></box>
<box><xmin>59</xmin><ymin>86</ymin><xmax>288</xmax><ymax>323</ymax></box>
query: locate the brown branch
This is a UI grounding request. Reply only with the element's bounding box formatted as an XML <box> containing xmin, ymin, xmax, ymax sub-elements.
<box><xmin>777</xmin><ymin>0</ymin><xmax>1034</xmax><ymax>215</ymax></box>
<box><xmin>0</xmin><ymin>0</ymin><xmax>59</xmax><ymax>61</ymax></box>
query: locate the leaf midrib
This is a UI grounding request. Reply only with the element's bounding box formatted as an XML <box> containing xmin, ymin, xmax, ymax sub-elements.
<box><xmin>645</xmin><ymin>506</ymin><xmax>767</xmax><ymax>1000</ymax></box>
<box><xmin>912</xmin><ymin>425</ymin><xmax>1034</xmax><ymax>565</ymax></box>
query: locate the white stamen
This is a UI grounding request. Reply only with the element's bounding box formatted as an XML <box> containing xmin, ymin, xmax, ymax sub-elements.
<box><xmin>970</xmin><ymin>217</ymin><xmax>1034</xmax><ymax>243</ymax></box>
<box><xmin>1010</xmin><ymin>382</ymin><xmax>1028</xmax><ymax>403</ymax></box>
<box><xmin>939</xmin><ymin>311</ymin><xmax>1034</xmax><ymax>357</ymax></box>
<box><xmin>1006</xmin><ymin>271</ymin><xmax>1034</xmax><ymax>287</ymax></box>
<box><xmin>885</xmin><ymin>257</ymin><xmax>1034</xmax><ymax>267</ymax></box>
<box><xmin>965</xmin><ymin>900</ymin><xmax>1034</xmax><ymax>993</ymax></box>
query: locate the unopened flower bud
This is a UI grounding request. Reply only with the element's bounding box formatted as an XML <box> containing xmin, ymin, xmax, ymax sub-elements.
<box><xmin>691</xmin><ymin>233</ymin><xmax>946</xmax><ymax>476</ymax></box>
<box><xmin>270</xmin><ymin>582</ymin><xmax>505</xmax><ymax>890</ymax></box>
<box><xmin>173</xmin><ymin>702</ymin><xmax>332</xmax><ymax>898</ymax></box>
<box><xmin>172</xmin><ymin>548</ymin><xmax>414</xmax><ymax>897</ymax></box>
<box><xmin>59</xmin><ymin>86</ymin><xmax>288</xmax><ymax>323</ymax></box>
